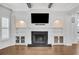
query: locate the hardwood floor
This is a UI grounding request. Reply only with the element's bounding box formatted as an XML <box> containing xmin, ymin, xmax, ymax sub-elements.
<box><xmin>0</xmin><ymin>44</ymin><xmax>79</xmax><ymax>55</ymax></box>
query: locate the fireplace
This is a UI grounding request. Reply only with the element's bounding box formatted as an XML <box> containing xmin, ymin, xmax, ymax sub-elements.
<box><xmin>32</xmin><ymin>31</ymin><xmax>48</xmax><ymax>45</ymax></box>
<box><xmin>28</xmin><ymin>31</ymin><xmax>51</xmax><ymax>47</ymax></box>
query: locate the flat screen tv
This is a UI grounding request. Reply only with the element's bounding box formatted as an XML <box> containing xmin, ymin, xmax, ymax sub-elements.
<box><xmin>31</xmin><ymin>13</ymin><xmax>49</xmax><ymax>23</ymax></box>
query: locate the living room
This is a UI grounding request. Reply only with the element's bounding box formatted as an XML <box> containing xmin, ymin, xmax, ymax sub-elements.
<box><xmin>0</xmin><ymin>3</ymin><xmax>79</xmax><ymax>55</ymax></box>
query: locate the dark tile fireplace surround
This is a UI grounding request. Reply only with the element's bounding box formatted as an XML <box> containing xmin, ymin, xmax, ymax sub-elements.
<box><xmin>28</xmin><ymin>31</ymin><xmax>51</xmax><ymax>47</ymax></box>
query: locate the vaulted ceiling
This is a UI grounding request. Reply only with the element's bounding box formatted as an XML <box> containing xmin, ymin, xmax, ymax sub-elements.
<box><xmin>1</xmin><ymin>3</ymin><xmax>79</xmax><ymax>12</ymax></box>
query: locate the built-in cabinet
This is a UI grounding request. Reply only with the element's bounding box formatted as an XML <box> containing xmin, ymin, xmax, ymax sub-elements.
<box><xmin>15</xmin><ymin>28</ymin><xmax>26</xmax><ymax>45</ymax></box>
<box><xmin>16</xmin><ymin>36</ymin><xmax>25</xmax><ymax>44</ymax></box>
<box><xmin>53</xmin><ymin>27</ymin><xmax>64</xmax><ymax>44</ymax></box>
<box><xmin>54</xmin><ymin>36</ymin><xmax>63</xmax><ymax>43</ymax></box>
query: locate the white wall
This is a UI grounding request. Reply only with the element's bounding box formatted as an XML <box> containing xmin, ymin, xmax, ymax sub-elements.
<box><xmin>14</xmin><ymin>9</ymin><xmax>76</xmax><ymax>46</ymax></box>
<box><xmin>0</xmin><ymin>5</ymin><xmax>15</xmax><ymax>49</ymax></box>
<box><xmin>0</xmin><ymin>7</ymin><xmax>77</xmax><ymax>49</ymax></box>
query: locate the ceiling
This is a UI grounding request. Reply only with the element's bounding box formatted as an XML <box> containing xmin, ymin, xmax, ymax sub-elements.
<box><xmin>1</xmin><ymin>3</ymin><xmax>79</xmax><ymax>12</ymax></box>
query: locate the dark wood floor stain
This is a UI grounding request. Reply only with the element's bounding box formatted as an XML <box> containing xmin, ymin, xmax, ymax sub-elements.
<box><xmin>0</xmin><ymin>44</ymin><xmax>79</xmax><ymax>55</ymax></box>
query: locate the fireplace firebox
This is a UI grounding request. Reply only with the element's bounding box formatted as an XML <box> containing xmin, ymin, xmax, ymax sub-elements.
<box><xmin>32</xmin><ymin>31</ymin><xmax>48</xmax><ymax>45</ymax></box>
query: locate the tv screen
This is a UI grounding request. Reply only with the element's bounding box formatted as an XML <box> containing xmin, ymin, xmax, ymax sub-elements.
<box><xmin>31</xmin><ymin>13</ymin><xmax>49</xmax><ymax>23</ymax></box>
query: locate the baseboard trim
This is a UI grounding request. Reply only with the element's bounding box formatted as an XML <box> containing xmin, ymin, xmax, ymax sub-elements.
<box><xmin>53</xmin><ymin>43</ymin><xmax>64</xmax><ymax>45</ymax></box>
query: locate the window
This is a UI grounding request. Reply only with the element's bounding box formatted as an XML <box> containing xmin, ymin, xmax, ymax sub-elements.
<box><xmin>1</xmin><ymin>17</ymin><xmax>9</xmax><ymax>40</ymax></box>
<box><xmin>2</xmin><ymin>17</ymin><xmax>9</xmax><ymax>28</ymax></box>
<box><xmin>76</xmin><ymin>15</ymin><xmax>79</xmax><ymax>40</ymax></box>
<box><xmin>77</xmin><ymin>19</ymin><xmax>79</xmax><ymax>26</ymax></box>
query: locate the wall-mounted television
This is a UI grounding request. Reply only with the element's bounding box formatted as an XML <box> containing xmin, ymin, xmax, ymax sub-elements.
<box><xmin>31</xmin><ymin>13</ymin><xmax>49</xmax><ymax>24</ymax></box>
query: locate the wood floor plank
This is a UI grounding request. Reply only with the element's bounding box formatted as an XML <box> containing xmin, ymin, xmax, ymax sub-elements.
<box><xmin>0</xmin><ymin>44</ymin><xmax>79</xmax><ymax>55</ymax></box>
